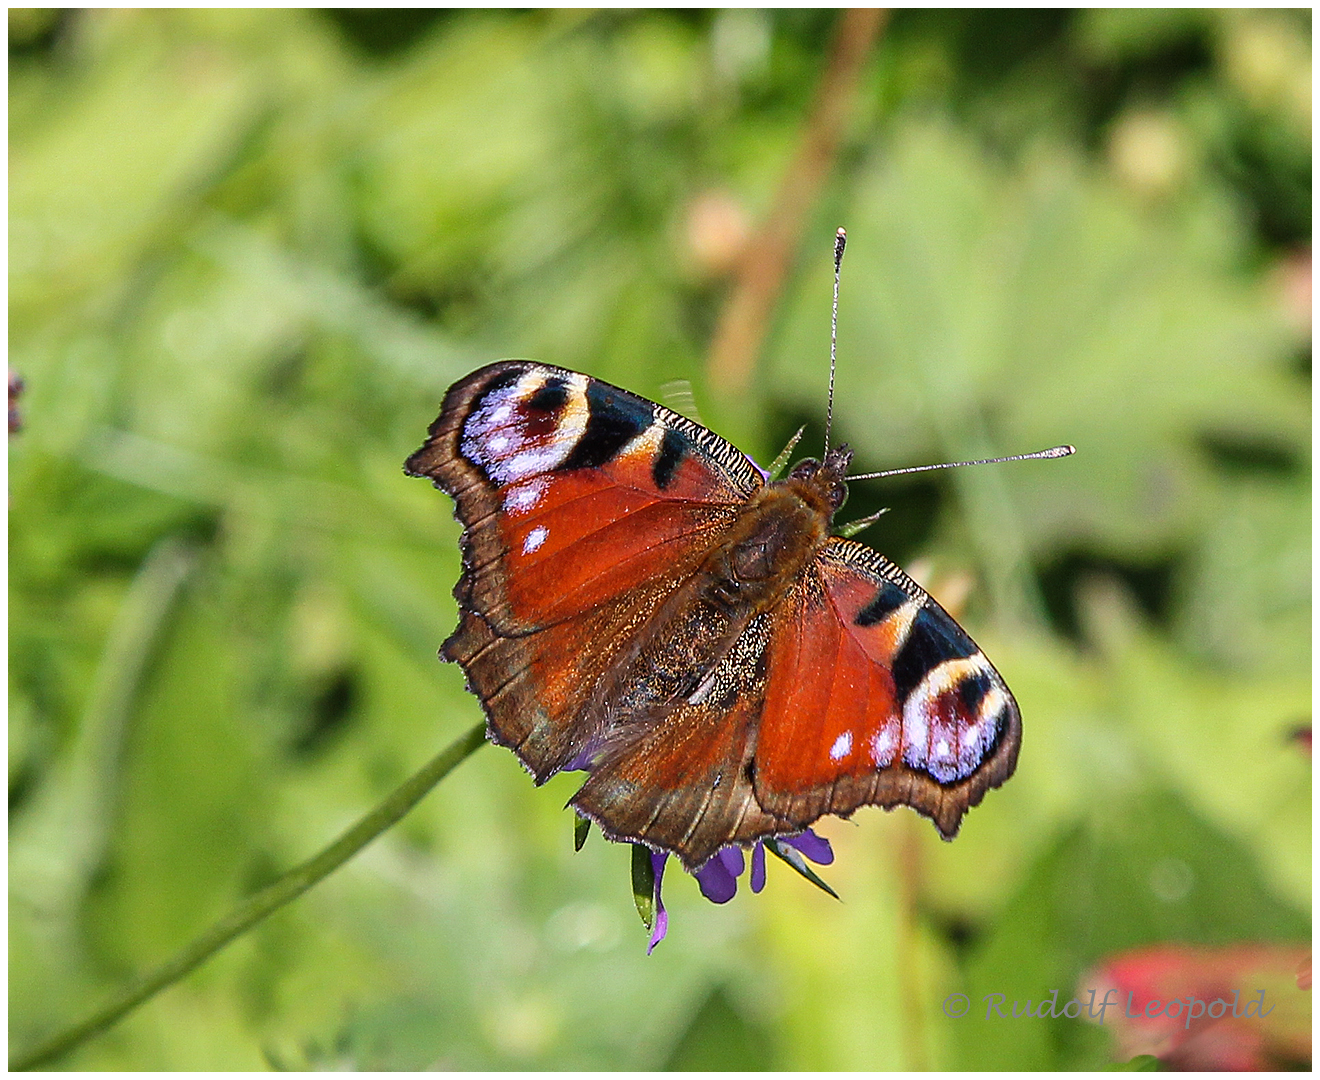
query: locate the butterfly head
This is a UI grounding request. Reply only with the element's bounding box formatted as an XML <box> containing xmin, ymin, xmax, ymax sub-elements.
<box><xmin>786</xmin><ymin>443</ymin><xmax>853</xmax><ymax>516</ymax></box>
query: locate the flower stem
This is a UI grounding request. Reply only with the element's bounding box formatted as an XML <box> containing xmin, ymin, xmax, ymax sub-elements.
<box><xmin>10</xmin><ymin>720</ymin><xmax>489</xmax><ymax>1071</ymax></box>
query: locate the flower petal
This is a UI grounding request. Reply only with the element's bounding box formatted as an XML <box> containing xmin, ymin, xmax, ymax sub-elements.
<box><xmin>695</xmin><ymin>850</ymin><xmax>740</xmax><ymax>904</ymax></box>
<box><xmin>719</xmin><ymin>846</ymin><xmax>745</xmax><ymax>877</ymax></box>
<box><xmin>646</xmin><ymin>852</ymin><xmax>669</xmax><ymax>954</ymax></box>
<box><xmin>784</xmin><ymin>829</ymin><xmax>833</xmax><ymax>865</ymax></box>
<box><xmin>750</xmin><ymin>842</ymin><xmax>767</xmax><ymax>893</ymax></box>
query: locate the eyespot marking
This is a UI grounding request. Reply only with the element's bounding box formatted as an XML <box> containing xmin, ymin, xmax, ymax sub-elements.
<box><xmin>527</xmin><ymin>377</ymin><xmax>570</xmax><ymax>414</ymax></box>
<box><xmin>900</xmin><ymin>654</ymin><xmax>1008</xmax><ymax>784</ymax></box>
<box><xmin>460</xmin><ymin>370</ymin><xmax>590</xmax><ymax>484</ymax></box>
<box><xmin>892</xmin><ymin>604</ymin><xmax>979</xmax><ymax>703</ymax></box>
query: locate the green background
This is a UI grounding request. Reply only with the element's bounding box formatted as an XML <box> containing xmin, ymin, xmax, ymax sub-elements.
<box><xmin>9</xmin><ymin>9</ymin><xmax>1310</xmax><ymax>1069</ymax></box>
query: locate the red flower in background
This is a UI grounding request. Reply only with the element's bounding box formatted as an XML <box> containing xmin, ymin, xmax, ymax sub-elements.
<box><xmin>1081</xmin><ymin>943</ymin><xmax>1310</xmax><ymax>1070</ymax></box>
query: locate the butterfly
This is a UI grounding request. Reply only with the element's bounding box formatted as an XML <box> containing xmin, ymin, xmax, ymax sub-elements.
<box><xmin>405</xmin><ymin>360</ymin><xmax>1025</xmax><ymax>872</ymax></box>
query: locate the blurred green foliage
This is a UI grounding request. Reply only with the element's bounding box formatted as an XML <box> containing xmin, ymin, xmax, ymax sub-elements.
<box><xmin>9</xmin><ymin>9</ymin><xmax>1309</xmax><ymax>1070</ymax></box>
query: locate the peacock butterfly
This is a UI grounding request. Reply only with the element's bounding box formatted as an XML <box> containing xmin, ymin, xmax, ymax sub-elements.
<box><xmin>405</xmin><ymin>235</ymin><xmax>1071</xmax><ymax>872</ymax></box>
<box><xmin>408</xmin><ymin>374</ymin><xmax>1046</xmax><ymax>869</ymax></box>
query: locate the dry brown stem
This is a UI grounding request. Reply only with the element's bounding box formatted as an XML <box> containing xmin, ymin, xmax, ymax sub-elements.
<box><xmin>707</xmin><ymin>8</ymin><xmax>888</xmax><ymax>395</ymax></box>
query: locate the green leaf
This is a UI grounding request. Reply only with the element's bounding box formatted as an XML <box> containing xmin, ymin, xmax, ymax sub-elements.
<box><xmin>765</xmin><ymin>425</ymin><xmax>805</xmax><ymax>480</ymax></box>
<box><xmin>662</xmin><ymin>986</ymin><xmax>774</xmax><ymax>1070</ymax></box>
<box><xmin>837</xmin><ymin>506</ymin><xmax>889</xmax><ymax>538</ymax></box>
<box><xmin>630</xmin><ymin>844</ymin><xmax>656</xmax><ymax>930</ymax></box>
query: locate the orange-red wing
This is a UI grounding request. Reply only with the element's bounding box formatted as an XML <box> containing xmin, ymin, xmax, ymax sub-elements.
<box><xmin>752</xmin><ymin>539</ymin><xmax>1021</xmax><ymax>839</ymax></box>
<box><xmin>492</xmin><ymin>469</ymin><xmax>731</xmax><ymax>628</ymax></box>
<box><xmin>407</xmin><ymin>361</ymin><xmax>761</xmax><ymax>633</ymax></box>
<box><xmin>406</xmin><ymin>361</ymin><xmax>764</xmax><ymax>780</ymax></box>
<box><xmin>571</xmin><ymin>625</ymin><xmax>793</xmax><ymax>870</ymax></box>
<box><xmin>409</xmin><ymin>362</ymin><xmax>1022</xmax><ymax>846</ymax></box>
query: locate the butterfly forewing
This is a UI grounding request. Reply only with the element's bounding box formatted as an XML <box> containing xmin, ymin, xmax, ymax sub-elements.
<box><xmin>406</xmin><ymin>361</ymin><xmax>762</xmax><ymax>781</ymax></box>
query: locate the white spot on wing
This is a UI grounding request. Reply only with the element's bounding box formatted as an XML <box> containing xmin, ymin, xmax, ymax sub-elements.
<box><xmin>523</xmin><ymin>525</ymin><xmax>549</xmax><ymax>554</ymax></box>
<box><xmin>829</xmin><ymin>731</ymin><xmax>853</xmax><ymax>761</ymax></box>
<box><xmin>504</xmin><ymin>477</ymin><xmax>547</xmax><ymax>515</ymax></box>
<box><xmin>902</xmin><ymin>707</ymin><xmax>929</xmax><ymax>769</ymax></box>
<box><xmin>870</xmin><ymin>726</ymin><xmax>897</xmax><ymax>766</ymax></box>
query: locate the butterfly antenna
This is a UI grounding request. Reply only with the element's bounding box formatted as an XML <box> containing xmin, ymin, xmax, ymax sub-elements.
<box><xmin>823</xmin><ymin>227</ymin><xmax>846</xmax><ymax>454</ymax></box>
<box><xmin>847</xmin><ymin>444</ymin><xmax>1075</xmax><ymax>482</ymax></box>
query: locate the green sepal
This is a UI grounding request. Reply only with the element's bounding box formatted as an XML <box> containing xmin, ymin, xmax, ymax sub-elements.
<box><xmin>765</xmin><ymin>838</ymin><xmax>840</xmax><ymax>900</ymax></box>
<box><xmin>631</xmin><ymin>843</ymin><xmax>656</xmax><ymax>929</ymax></box>
<box><xmin>837</xmin><ymin>507</ymin><xmax>889</xmax><ymax>538</ymax></box>
<box><xmin>766</xmin><ymin>426</ymin><xmax>805</xmax><ymax>481</ymax></box>
<box><xmin>574</xmin><ymin>814</ymin><xmax>591</xmax><ymax>852</ymax></box>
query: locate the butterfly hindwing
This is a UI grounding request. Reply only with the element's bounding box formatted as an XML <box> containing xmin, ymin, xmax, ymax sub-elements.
<box><xmin>751</xmin><ymin>538</ymin><xmax>1021</xmax><ymax>838</ymax></box>
<box><xmin>405</xmin><ymin>361</ymin><xmax>763</xmax><ymax>781</ymax></box>
<box><xmin>570</xmin><ymin>612</ymin><xmax>795</xmax><ymax>868</ymax></box>
<box><xmin>561</xmin><ymin>538</ymin><xmax>1020</xmax><ymax>865</ymax></box>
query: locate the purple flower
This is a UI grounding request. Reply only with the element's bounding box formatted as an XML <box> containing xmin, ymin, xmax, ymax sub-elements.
<box><xmin>750</xmin><ymin>842</ymin><xmax>767</xmax><ymax>892</ymax></box>
<box><xmin>695</xmin><ymin>846</ymin><xmax>745</xmax><ymax>903</ymax></box>
<box><xmin>645</xmin><ymin>830</ymin><xmax>834</xmax><ymax>952</ymax></box>
<box><xmin>646</xmin><ymin>850</ymin><xmax>668</xmax><ymax>955</ymax></box>
<box><xmin>778</xmin><ymin>829</ymin><xmax>834</xmax><ymax>866</ymax></box>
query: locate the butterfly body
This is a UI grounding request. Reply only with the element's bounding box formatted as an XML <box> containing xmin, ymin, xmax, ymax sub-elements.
<box><xmin>407</xmin><ymin>360</ymin><xmax>1021</xmax><ymax>870</ymax></box>
<box><xmin>687</xmin><ymin>453</ymin><xmax>843</xmax><ymax>618</ymax></box>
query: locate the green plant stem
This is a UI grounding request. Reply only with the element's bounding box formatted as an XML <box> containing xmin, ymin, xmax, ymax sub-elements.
<box><xmin>10</xmin><ymin>720</ymin><xmax>489</xmax><ymax>1071</ymax></box>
